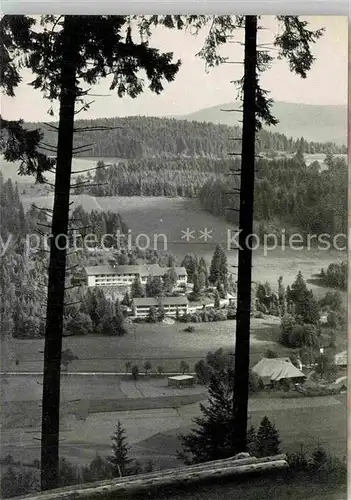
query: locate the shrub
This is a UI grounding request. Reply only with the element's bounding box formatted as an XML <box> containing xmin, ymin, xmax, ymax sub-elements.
<box><xmin>256</xmin><ymin>302</ymin><xmax>268</xmax><ymax>314</ymax></box>
<box><xmin>288</xmin><ymin>446</ymin><xmax>347</xmax><ymax>485</ymax></box>
<box><xmin>59</xmin><ymin>458</ymin><xmax>81</xmax><ymax>486</ymax></box>
<box><xmin>327</xmin><ymin>310</ymin><xmax>346</xmax><ymax>328</ymax></box>
<box><xmin>227</xmin><ymin>307</ymin><xmax>236</xmax><ymax>320</ymax></box>
<box><xmin>180</xmin><ymin>360</ymin><xmax>190</xmax><ymax>374</ymax></box>
<box><xmin>188</xmin><ymin>292</ymin><xmax>201</xmax><ymax>302</ymax></box>
<box><xmin>82</xmin><ymin>453</ymin><xmax>113</xmax><ymax>483</ymax></box>
<box><xmin>143</xmin><ymin>361</ymin><xmax>152</xmax><ymax>375</ymax></box>
<box><xmin>314</xmin><ymin>354</ymin><xmax>337</xmax><ymax>381</ymax></box>
<box><xmin>248</xmin><ymin>370</ymin><xmax>264</xmax><ymax>393</ymax></box>
<box><xmin>212</xmin><ymin>310</ymin><xmax>227</xmax><ymax>321</ymax></box>
<box><xmin>184</xmin><ymin>325</ymin><xmax>195</xmax><ymax>332</ymax></box>
<box><xmin>1</xmin><ymin>466</ymin><xmax>40</xmax><ymax>498</ymax></box>
<box><xmin>131</xmin><ymin>365</ymin><xmax>139</xmax><ymax>380</ymax></box>
<box><xmin>253</xmin><ymin>311</ymin><xmax>264</xmax><ymax>319</ymax></box>
<box><xmin>265</xmin><ymin>349</ymin><xmax>278</xmax><ymax>358</ymax></box>
<box><xmin>287</xmin><ymin>448</ymin><xmax>309</xmax><ymax>471</ymax></box>
<box><xmin>194</xmin><ymin>359</ymin><xmax>211</xmax><ymax>385</ymax></box>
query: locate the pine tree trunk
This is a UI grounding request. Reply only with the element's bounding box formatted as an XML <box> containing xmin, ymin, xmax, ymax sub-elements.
<box><xmin>232</xmin><ymin>15</ymin><xmax>257</xmax><ymax>452</ymax></box>
<box><xmin>41</xmin><ymin>16</ymin><xmax>78</xmax><ymax>491</ymax></box>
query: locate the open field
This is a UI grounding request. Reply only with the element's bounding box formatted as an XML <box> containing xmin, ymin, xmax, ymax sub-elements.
<box><xmin>1</xmin><ymin>318</ymin><xmax>286</xmax><ymax>374</ymax></box>
<box><xmin>1</xmin><ymin>392</ymin><xmax>347</xmax><ymax>470</ymax></box>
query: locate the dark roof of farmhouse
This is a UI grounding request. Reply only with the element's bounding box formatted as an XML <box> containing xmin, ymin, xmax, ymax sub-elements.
<box><xmin>84</xmin><ymin>265</ymin><xmax>187</xmax><ymax>277</ymax></box>
<box><xmin>133</xmin><ymin>296</ymin><xmax>189</xmax><ymax>306</ymax></box>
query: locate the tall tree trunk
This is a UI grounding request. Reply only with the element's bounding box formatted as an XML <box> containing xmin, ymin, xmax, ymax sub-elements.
<box><xmin>41</xmin><ymin>16</ymin><xmax>78</xmax><ymax>491</ymax></box>
<box><xmin>232</xmin><ymin>15</ymin><xmax>257</xmax><ymax>453</ymax></box>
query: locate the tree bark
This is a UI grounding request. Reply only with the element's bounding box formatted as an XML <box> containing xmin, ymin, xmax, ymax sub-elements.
<box><xmin>41</xmin><ymin>16</ymin><xmax>78</xmax><ymax>491</ymax></box>
<box><xmin>232</xmin><ymin>15</ymin><xmax>258</xmax><ymax>452</ymax></box>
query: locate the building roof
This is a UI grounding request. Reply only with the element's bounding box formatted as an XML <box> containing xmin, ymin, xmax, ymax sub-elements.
<box><xmin>168</xmin><ymin>375</ymin><xmax>194</xmax><ymax>381</ymax></box>
<box><xmin>85</xmin><ymin>264</ymin><xmax>187</xmax><ymax>277</ymax></box>
<box><xmin>334</xmin><ymin>350</ymin><xmax>347</xmax><ymax>366</ymax></box>
<box><xmin>252</xmin><ymin>358</ymin><xmax>305</xmax><ymax>382</ymax></box>
<box><xmin>133</xmin><ymin>297</ymin><xmax>188</xmax><ymax>306</ymax></box>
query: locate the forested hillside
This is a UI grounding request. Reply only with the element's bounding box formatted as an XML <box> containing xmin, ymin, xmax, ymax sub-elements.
<box><xmin>80</xmin><ymin>151</ymin><xmax>347</xmax><ymax>238</ymax></box>
<box><xmin>25</xmin><ymin>116</ymin><xmax>346</xmax><ymax>160</ymax></box>
<box><xmin>0</xmin><ymin>174</ymin><xmax>129</xmax><ymax>339</ymax></box>
<box><xmin>199</xmin><ymin>154</ymin><xmax>347</xmax><ymax>239</ymax></box>
<box><xmin>179</xmin><ymin>101</ymin><xmax>347</xmax><ymax>146</ymax></box>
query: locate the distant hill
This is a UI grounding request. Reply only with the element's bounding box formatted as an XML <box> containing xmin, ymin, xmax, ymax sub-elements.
<box><xmin>175</xmin><ymin>101</ymin><xmax>347</xmax><ymax>146</ymax></box>
<box><xmin>17</xmin><ymin>112</ymin><xmax>345</xmax><ymax>162</ymax></box>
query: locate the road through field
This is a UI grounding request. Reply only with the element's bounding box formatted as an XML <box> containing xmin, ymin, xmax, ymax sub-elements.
<box><xmin>1</xmin><ymin>369</ymin><xmax>347</xmax><ymax>470</ymax></box>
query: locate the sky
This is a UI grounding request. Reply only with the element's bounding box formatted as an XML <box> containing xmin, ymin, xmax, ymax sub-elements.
<box><xmin>1</xmin><ymin>15</ymin><xmax>348</xmax><ymax>122</ymax></box>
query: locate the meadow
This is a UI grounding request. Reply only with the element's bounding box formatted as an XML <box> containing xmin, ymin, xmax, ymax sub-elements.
<box><xmin>2</xmin><ymin>318</ymin><xmax>282</xmax><ymax>374</ymax></box>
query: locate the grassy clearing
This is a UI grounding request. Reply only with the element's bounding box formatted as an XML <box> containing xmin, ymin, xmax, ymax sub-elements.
<box><xmin>3</xmin><ymin>318</ymin><xmax>281</xmax><ymax>373</ymax></box>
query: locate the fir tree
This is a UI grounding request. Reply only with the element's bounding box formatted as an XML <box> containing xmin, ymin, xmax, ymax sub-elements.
<box><xmin>255</xmin><ymin>416</ymin><xmax>281</xmax><ymax>458</ymax></box>
<box><xmin>181</xmin><ymin>254</ymin><xmax>198</xmax><ymax>283</ymax></box>
<box><xmin>178</xmin><ymin>367</ymin><xmax>235</xmax><ymax>464</ymax></box>
<box><xmin>209</xmin><ymin>245</ymin><xmax>227</xmax><ymax>285</ymax></box>
<box><xmin>146</xmin><ymin>276</ymin><xmax>163</xmax><ymax>297</ymax></box>
<box><xmin>121</xmin><ymin>290</ymin><xmax>131</xmax><ymax>307</ymax></box>
<box><xmin>214</xmin><ymin>290</ymin><xmax>220</xmax><ymax>309</ymax></box>
<box><xmin>278</xmin><ymin>275</ymin><xmax>286</xmax><ymax>316</ymax></box>
<box><xmin>147</xmin><ymin>306</ymin><xmax>158</xmax><ymax>323</ymax></box>
<box><xmin>192</xmin><ymin>272</ymin><xmax>201</xmax><ymax>294</ymax></box>
<box><xmin>157</xmin><ymin>304</ymin><xmax>165</xmax><ymax>321</ymax></box>
<box><xmin>175</xmin><ymin>307</ymin><xmax>180</xmax><ymax>321</ymax></box>
<box><xmin>107</xmin><ymin>421</ymin><xmax>132</xmax><ymax>476</ymax></box>
<box><xmin>131</xmin><ymin>276</ymin><xmax>144</xmax><ymax>298</ymax></box>
<box><xmin>246</xmin><ymin>425</ymin><xmax>257</xmax><ymax>456</ymax></box>
<box><xmin>110</xmin><ymin>314</ymin><xmax>127</xmax><ymax>337</ymax></box>
<box><xmin>164</xmin><ymin>267</ymin><xmax>178</xmax><ymax>292</ymax></box>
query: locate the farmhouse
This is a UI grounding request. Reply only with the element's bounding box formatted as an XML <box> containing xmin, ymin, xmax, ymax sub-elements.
<box><xmin>84</xmin><ymin>263</ymin><xmax>187</xmax><ymax>288</ymax></box>
<box><xmin>132</xmin><ymin>296</ymin><xmax>188</xmax><ymax>318</ymax></box>
<box><xmin>252</xmin><ymin>357</ymin><xmax>306</xmax><ymax>386</ymax></box>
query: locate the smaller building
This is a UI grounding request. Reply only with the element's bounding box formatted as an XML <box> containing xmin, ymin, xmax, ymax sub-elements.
<box><xmin>334</xmin><ymin>350</ymin><xmax>347</xmax><ymax>367</ymax></box>
<box><xmin>168</xmin><ymin>375</ymin><xmax>195</xmax><ymax>388</ymax></box>
<box><xmin>132</xmin><ymin>296</ymin><xmax>188</xmax><ymax>318</ymax></box>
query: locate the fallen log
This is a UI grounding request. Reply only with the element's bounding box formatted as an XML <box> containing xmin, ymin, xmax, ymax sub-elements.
<box><xmin>12</xmin><ymin>455</ymin><xmax>289</xmax><ymax>500</ymax></box>
<box><xmin>67</xmin><ymin>453</ymin><xmax>288</xmax><ymax>489</ymax></box>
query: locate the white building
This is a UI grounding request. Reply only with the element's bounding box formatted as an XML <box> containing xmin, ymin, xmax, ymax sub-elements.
<box><xmin>132</xmin><ymin>297</ymin><xmax>188</xmax><ymax>318</ymax></box>
<box><xmin>168</xmin><ymin>375</ymin><xmax>195</xmax><ymax>388</ymax></box>
<box><xmin>334</xmin><ymin>350</ymin><xmax>347</xmax><ymax>367</ymax></box>
<box><xmin>84</xmin><ymin>264</ymin><xmax>187</xmax><ymax>288</ymax></box>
